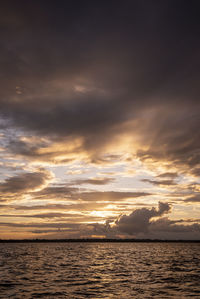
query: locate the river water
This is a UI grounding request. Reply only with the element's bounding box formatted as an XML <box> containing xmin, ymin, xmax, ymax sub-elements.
<box><xmin>0</xmin><ymin>242</ymin><xmax>200</xmax><ymax>298</ymax></box>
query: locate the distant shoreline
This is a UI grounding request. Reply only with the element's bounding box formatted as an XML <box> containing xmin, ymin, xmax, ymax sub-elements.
<box><xmin>0</xmin><ymin>239</ymin><xmax>200</xmax><ymax>243</ymax></box>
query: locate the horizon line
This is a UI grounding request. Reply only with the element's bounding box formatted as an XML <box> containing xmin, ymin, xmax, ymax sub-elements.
<box><xmin>0</xmin><ymin>238</ymin><xmax>200</xmax><ymax>243</ymax></box>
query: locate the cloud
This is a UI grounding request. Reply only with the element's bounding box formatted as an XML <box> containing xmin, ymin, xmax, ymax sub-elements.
<box><xmin>2</xmin><ymin>201</ymin><xmax>150</xmax><ymax>214</ymax></box>
<box><xmin>30</xmin><ymin>185</ymin><xmax>151</xmax><ymax>202</ymax></box>
<box><xmin>32</xmin><ymin>186</ymin><xmax>78</xmax><ymax>200</ymax></box>
<box><xmin>0</xmin><ymin>169</ymin><xmax>52</xmax><ymax>198</ymax></box>
<box><xmin>0</xmin><ymin>213</ymin><xmax>105</xmax><ymax>223</ymax></box>
<box><xmin>184</xmin><ymin>195</ymin><xmax>200</xmax><ymax>203</ymax></box>
<box><xmin>1</xmin><ymin>201</ymin><xmax>200</xmax><ymax>239</ymax></box>
<box><xmin>71</xmin><ymin>177</ymin><xmax>115</xmax><ymax>185</ymax></box>
<box><xmin>136</xmin><ymin>108</ymin><xmax>200</xmax><ymax>172</ymax></box>
<box><xmin>141</xmin><ymin>179</ymin><xmax>177</xmax><ymax>186</ymax></box>
<box><xmin>114</xmin><ymin>202</ymin><xmax>171</xmax><ymax>234</ymax></box>
<box><xmin>7</xmin><ymin>138</ymin><xmax>80</xmax><ymax>165</ymax></box>
<box><xmin>149</xmin><ymin>218</ymin><xmax>200</xmax><ymax>240</ymax></box>
<box><xmin>94</xmin><ymin>203</ymin><xmax>200</xmax><ymax>239</ymax></box>
<box><xmin>0</xmin><ymin>161</ymin><xmax>25</xmax><ymax>172</ymax></box>
<box><xmin>76</xmin><ymin>191</ymin><xmax>151</xmax><ymax>202</ymax></box>
<box><xmin>191</xmin><ymin>167</ymin><xmax>200</xmax><ymax>177</ymax></box>
<box><xmin>0</xmin><ymin>0</ymin><xmax>199</xmax><ymax>171</ymax></box>
<box><xmin>0</xmin><ymin>212</ymin><xmax>84</xmax><ymax>219</ymax></box>
<box><xmin>156</xmin><ymin>172</ymin><xmax>179</xmax><ymax>179</ymax></box>
<box><xmin>0</xmin><ymin>1</ymin><xmax>200</xmax><ymax>239</ymax></box>
<box><xmin>0</xmin><ymin>222</ymin><xmax>81</xmax><ymax>229</ymax></box>
<box><xmin>0</xmin><ymin>202</ymin><xmax>108</xmax><ymax>212</ymax></box>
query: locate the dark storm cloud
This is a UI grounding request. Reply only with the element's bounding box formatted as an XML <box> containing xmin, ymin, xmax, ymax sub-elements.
<box><xmin>114</xmin><ymin>202</ymin><xmax>171</xmax><ymax>234</ymax></box>
<box><xmin>0</xmin><ymin>0</ymin><xmax>200</xmax><ymax>169</ymax></box>
<box><xmin>95</xmin><ymin>202</ymin><xmax>200</xmax><ymax>239</ymax></box>
<box><xmin>0</xmin><ymin>170</ymin><xmax>51</xmax><ymax>194</ymax></box>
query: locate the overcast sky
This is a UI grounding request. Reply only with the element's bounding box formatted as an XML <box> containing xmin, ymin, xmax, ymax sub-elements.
<box><xmin>0</xmin><ymin>0</ymin><xmax>200</xmax><ymax>239</ymax></box>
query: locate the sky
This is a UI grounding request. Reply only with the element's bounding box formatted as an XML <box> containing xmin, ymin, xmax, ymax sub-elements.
<box><xmin>0</xmin><ymin>0</ymin><xmax>200</xmax><ymax>240</ymax></box>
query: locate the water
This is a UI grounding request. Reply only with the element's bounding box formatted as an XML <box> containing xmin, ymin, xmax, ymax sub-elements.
<box><xmin>0</xmin><ymin>242</ymin><xmax>200</xmax><ymax>298</ymax></box>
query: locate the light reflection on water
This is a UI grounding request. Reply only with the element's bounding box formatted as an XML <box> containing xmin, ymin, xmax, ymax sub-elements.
<box><xmin>0</xmin><ymin>242</ymin><xmax>200</xmax><ymax>298</ymax></box>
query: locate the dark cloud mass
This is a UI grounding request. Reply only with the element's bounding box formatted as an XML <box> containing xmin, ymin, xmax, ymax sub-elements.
<box><xmin>0</xmin><ymin>170</ymin><xmax>51</xmax><ymax>195</ymax></box>
<box><xmin>0</xmin><ymin>1</ymin><xmax>199</xmax><ymax>163</ymax></box>
<box><xmin>115</xmin><ymin>202</ymin><xmax>171</xmax><ymax>234</ymax></box>
<box><xmin>101</xmin><ymin>202</ymin><xmax>200</xmax><ymax>239</ymax></box>
<box><xmin>0</xmin><ymin>1</ymin><xmax>200</xmax><ymax>239</ymax></box>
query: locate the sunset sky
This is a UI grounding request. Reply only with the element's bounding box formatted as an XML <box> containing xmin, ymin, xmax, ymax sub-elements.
<box><xmin>0</xmin><ymin>1</ymin><xmax>200</xmax><ymax>239</ymax></box>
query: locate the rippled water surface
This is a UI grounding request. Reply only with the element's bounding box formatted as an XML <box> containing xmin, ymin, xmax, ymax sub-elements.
<box><xmin>0</xmin><ymin>242</ymin><xmax>200</xmax><ymax>298</ymax></box>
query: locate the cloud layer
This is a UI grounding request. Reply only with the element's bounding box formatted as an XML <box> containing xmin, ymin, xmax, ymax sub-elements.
<box><xmin>0</xmin><ymin>1</ymin><xmax>200</xmax><ymax>239</ymax></box>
